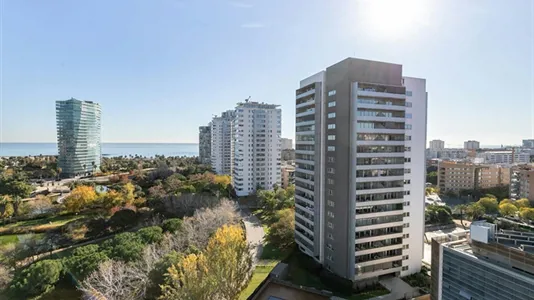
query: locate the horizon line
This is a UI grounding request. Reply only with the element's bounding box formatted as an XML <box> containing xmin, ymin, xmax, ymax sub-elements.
<box><xmin>0</xmin><ymin>142</ymin><xmax>199</xmax><ymax>144</ymax></box>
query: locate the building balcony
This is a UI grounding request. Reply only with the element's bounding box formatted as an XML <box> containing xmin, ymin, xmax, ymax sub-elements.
<box><xmin>295</xmin><ymin>176</ymin><xmax>314</xmax><ymax>186</ymax></box>
<box><xmin>355</xmin><ymin>243</ymin><xmax>403</xmax><ymax>256</ymax></box>
<box><xmin>296</xmin><ymin>109</ymin><xmax>315</xmax><ymax>118</ymax></box>
<box><xmin>295</xmin><ymin>159</ymin><xmax>314</xmax><ymax>166</ymax></box>
<box><xmin>357</xmin><ymin>115</ymin><xmax>405</xmax><ymax>123</ymax></box>
<box><xmin>356</xmin><ymin>175</ymin><xmax>405</xmax><ymax>183</ymax></box>
<box><xmin>355</xmin><ymin>198</ymin><xmax>404</xmax><ymax>207</ymax></box>
<box><xmin>355</xmin><ymin>210</ymin><xmax>404</xmax><ymax>219</ymax></box>
<box><xmin>296</xmin><ymin>98</ymin><xmax>315</xmax><ymax>109</ymax></box>
<box><xmin>295</xmin><ymin>228</ymin><xmax>314</xmax><ymax>245</ymax></box>
<box><xmin>355</xmin><ymin>221</ymin><xmax>405</xmax><ymax>232</ymax></box>
<box><xmin>295</xmin><ymin>202</ymin><xmax>314</xmax><ymax>215</ymax></box>
<box><xmin>295</xmin><ymin>213</ymin><xmax>315</xmax><ymax>228</ymax></box>
<box><xmin>295</xmin><ymin>120</ymin><xmax>315</xmax><ymax>127</ymax></box>
<box><xmin>355</xmin><ymin>187</ymin><xmax>405</xmax><ymax>195</ymax></box>
<box><xmin>295</xmin><ymin>149</ymin><xmax>314</xmax><ymax>155</ymax></box>
<box><xmin>295</xmin><ymin>140</ymin><xmax>314</xmax><ymax>146</ymax></box>
<box><xmin>355</xmin><ymin>255</ymin><xmax>403</xmax><ymax>269</ymax></box>
<box><xmin>357</xmin><ymin>128</ymin><xmax>406</xmax><ymax>135</ymax></box>
<box><xmin>295</xmin><ymin>194</ymin><xmax>314</xmax><ymax>206</ymax></box>
<box><xmin>357</xmin><ymin>140</ymin><xmax>405</xmax><ymax>146</ymax></box>
<box><xmin>357</xmin><ymin>89</ymin><xmax>406</xmax><ymax>99</ymax></box>
<box><xmin>296</xmin><ymin>130</ymin><xmax>315</xmax><ymax>136</ymax></box>
<box><xmin>355</xmin><ymin>232</ymin><xmax>404</xmax><ymax>244</ymax></box>
<box><xmin>296</xmin><ymin>88</ymin><xmax>315</xmax><ymax>99</ymax></box>
<box><xmin>355</xmin><ymin>265</ymin><xmax>402</xmax><ymax>280</ymax></box>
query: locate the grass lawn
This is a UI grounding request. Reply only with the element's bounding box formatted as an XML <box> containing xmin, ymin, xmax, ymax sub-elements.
<box><xmin>0</xmin><ymin>233</ymin><xmax>45</xmax><ymax>247</ymax></box>
<box><xmin>261</xmin><ymin>242</ymin><xmax>293</xmax><ymax>260</ymax></box>
<box><xmin>0</xmin><ymin>214</ymin><xmax>85</xmax><ymax>234</ymax></box>
<box><xmin>347</xmin><ymin>289</ymin><xmax>390</xmax><ymax>300</ymax></box>
<box><xmin>239</xmin><ymin>262</ymin><xmax>278</xmax><ymax>300</ymax></box>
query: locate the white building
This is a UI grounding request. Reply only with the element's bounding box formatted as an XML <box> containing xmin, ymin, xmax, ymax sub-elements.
<box><xmin>232</xmin><ymin>101</ymin><xmax>282</xmax><ymax>197</ymax></box>
<box><xmin>211</xmin><ymin>110</ymin><xmax>235</xmax><ymax>175</ymax></box>
<box><xmin>425</xmin><ymin>148</ymin><xmax>468</xmax><ymax>160</ymax></box>
<box><xmin>281</xmin><ymin>138</ymin><xmax>293</xmax><ymax>150</ymax></box>
<box><xmin>464</xmin><ymin>140</ymin><xmax>480</xmax><ymax>150</ymax></box>
<box><xmin>429</xmin><ymin>139</ymin><xmax>445</xmax><ymax>150</ymax></box>
<box><xmin>477</xmin><ymin>150</ymin><xmax>530</xmax><ymax>164</ymax></box>
<box><xmin>294</xmin><ymin>58</ymin><xmax>426</xmax><ymax>284</ymax></box>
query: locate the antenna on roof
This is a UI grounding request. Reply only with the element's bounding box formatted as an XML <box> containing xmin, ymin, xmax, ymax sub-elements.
<box><xmin>245</xmin><ymin>96</ymin><xmax>251</xmax><ymax>103</ymax></box>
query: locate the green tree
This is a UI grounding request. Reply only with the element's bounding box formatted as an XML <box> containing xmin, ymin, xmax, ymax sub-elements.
<box><xmin>108</xmin><ymin>209</ymin><xmax>138</xmax><ymax>231</ymax></box>
<box><xmin>477</xmin><ymin>197</ymin><xmax>498</xmax><ymax>214</ymax></box>
<box><xmin>266</xmin><ymin>208</ymin><xmax>295</xmax><ymax>249</ymax></box>
<box><xmin>101</xmin><ymin>232</ymin><xmax>145</xmax><ymax>262</ymax></box>
<box><xmin>162</xmin><ymin>218</ymin><xmax>183</xmax><ymax>233</ymax></box>
<box><xmin>514</xmin><ymin>198</ymin><xmax>531</xmax><ymax>209</ymax></box>
<box><xmin>138</xmin><ymin>226</ymin><xmax>164</xmax><ymax>244</ymax></box>
<box><xmin>456</xmin><ymin>204</ymin><xmax>468</xmax><ymax>229</ymax></box>
<box><xmin>64</xmin><ymin>244</ymin><xmax>108</xmax><ymax>280</ymax></box>
<box><xmin>9</xmin><ymin>259</ymin><xmax>64</xmax><ymax>298</ymax></box>
<box><xmin>426</xmin><ymin>171</ymin><xmax>438</xmax><ymax>185</ymax></box>
<box><xmin>467</xmin><ymin>202</ymin><xmax>486</xmax><ymax>220</ymax></box>
<box><xmin>499</xmin><ymin>203</ymin><xmax>518</xmax><ymax>217</ymax></box>
<box><xmin>146</xmin><ymin>251</ymin><xmax>183</xmax><ymax>299</ymax></box>
<box><xmin>519</xmin><ymin>207</ymin><xmax>534</xmax><ymax>221</ymax></box>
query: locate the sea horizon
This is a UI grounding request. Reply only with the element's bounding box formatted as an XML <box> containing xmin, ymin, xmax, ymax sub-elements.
<box><xmin>0</xmin><ymin>142</ymin><xmax>199</xmax><ymax>157</ymax></box>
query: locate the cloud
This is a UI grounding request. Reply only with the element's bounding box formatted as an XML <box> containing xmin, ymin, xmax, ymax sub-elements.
<box><xmin>228</xmin><ymin>1</ymin><xmax>253</xmax><ymax>8</ymax></box>
<box><xmin>240</xmin><ymin>22</ymin><xmax>265</xmax><ymax>29</ymax></box>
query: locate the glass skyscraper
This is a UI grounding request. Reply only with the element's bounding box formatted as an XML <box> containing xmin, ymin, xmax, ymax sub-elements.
<box><xmin>56</xmin><ymin>98</ymin><xmax>101</xmax><ymax>178</ymax></box>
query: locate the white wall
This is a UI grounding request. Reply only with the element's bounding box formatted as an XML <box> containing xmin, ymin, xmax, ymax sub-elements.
<box><xmin>402</xmin><ymin>77</ymin><xmax>427</xmax><ymax>276</ymax></box>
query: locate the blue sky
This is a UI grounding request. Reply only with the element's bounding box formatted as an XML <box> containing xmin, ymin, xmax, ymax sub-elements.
<box><xmin>1</xmin><ymin>0</ymin><xmax>533</xmax><ymax>146</ymax></box>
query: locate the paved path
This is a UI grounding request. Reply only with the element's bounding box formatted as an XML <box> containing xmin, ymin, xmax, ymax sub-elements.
<box><xmin>240</xmin><ymin>207</ymin><xmax>265</xmax><ymax>264</ymax></box>
<box><xmin>369</xmin><ymin>276</ymin><xmax>419</xmax><ymax>300</ymax></box>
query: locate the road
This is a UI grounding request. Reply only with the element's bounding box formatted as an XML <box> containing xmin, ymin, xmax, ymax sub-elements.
<box><xmin>240</xmin><ymin>207</ymin><xmax>265</xmax><ymax>264</ymax></box>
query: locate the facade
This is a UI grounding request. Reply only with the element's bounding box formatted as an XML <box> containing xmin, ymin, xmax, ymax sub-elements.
<box><xmin>56</xmin><ymin>98</ymin><xmax>101</xmax><ymax>178</ymax></box>
<box><xmin>477</xmin><ymin>150</ymin><xmax>530</xmax><ymax>164</ymax></box>
<box><xmin>438</xmin><ymin>161</ymin><xmax>510</xmax><ymax>193</ymax></box>
<box><xmin>281</xmin><ymin>138</ymin><xmax>294</xmax><ymax>150</ymax></box>
<box><xmin>294</xmin><ymin>58</ymin><xmax>426</xmax><ymax>283</ymax></box>
<box><xmin>198</xmin><ymin>125</ymin><xmax>211</xmax><ymax>164</ymax></box>
<box><xmin>463</xmin><ymin>140</ymin><xmax>480</xmax><ymax>150</ymax></box>
<box><xmin>429</xmin><ymin>139</ymin><xmax>445</xmax><ymax>150</ymax></box>
<box><xmin>522</xmin><ymin>139</ymin><xmax>534</xmax><ymax>148</ymax></box>
<box><xmin>425</xmin><ymin>149</ymin><xmax>468</xmax><ymax>160</ymax></box>
<box><xmin>281</xmin><ymin>163</ymin><xmax>295</xmax><ymax>189</ymax></box>
<box><xmin>431</xmin><ymin>222</ymin><xmax>534</xmax><ymax>300</ymax></box>
<box><xmin>211</xmin><ymin>110</ymin><xmax>236</xmax><ymax>175</ymax></box>
<box><xmin>232</xmin><ymin>101</ymin><xmax>282</xmax><ymax>197</ymax></box>
<box><xmin>510</xmin><ymin>164</ymin><xmax>534</xmax><ymax>201</ymax></box>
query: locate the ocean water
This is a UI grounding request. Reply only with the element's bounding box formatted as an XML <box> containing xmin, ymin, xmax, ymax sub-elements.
<box><xmin>0</xmin><ymin>143</ymin><xmax>199</xmax><ymax>157</ymax></box>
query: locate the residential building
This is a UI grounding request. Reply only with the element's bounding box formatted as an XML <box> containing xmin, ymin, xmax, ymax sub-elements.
<box><xmin>429</xmin><ymin>139</ymin><xmax>445</xmax><ymax>150</ymax></box>
<box><xmin>281</xmin><ymin>163</ymin><xmax>295</xmax><ymax>189</ymax></box>
<box><xmin>232</xmin><ymin>101</ymin><xmax>281</xmax><ymax>197</ymax></box>
<box><xmin>477</xmin><ymin>150</ymin><xmax>530</xmax><ymax>164</ymax></box>
<box><xmin>198</xmin><ymin>125</ymin><xmax>211</xmax><ymax>164</ymax></box>
<box><xmin>523</xmin><ymin>139</ymin><xmax>534</xmax><ymax>148</ymax></box>
<box><xmin>431</xmin><ymin>221</ymin><xmax>534</xmax><ymax>300</ymax></box>
<box><xmin>510</xmin><ymin>164</ymin><xmax>534</xmax><ymax>201</ymax></box>
<box><xmin>56</xmin><ymin>98</ymin><xmax>101</xmax><ymax>178</ymax></box>
<box><xmin>211</xmin><ymin>110</ymin><xmax>235</xmax><ymax>175</ymax></box>
<box><xmin>425</xmin><ymin>149</ymin><xmax>468</xmax><ymax>160</ymax></box>
<box><xmin>438</xmin><ymin>161</ymin><xmax>510</xmax><ymax>194</ymax></box>
<box><xmin>294</xmin><ymin>58</ymin><xmax>426</xmax><ymax>283</ymax></box>
<box><xmin>281</xmin><ymin>138</ymin><xmax>294</xmax><ymax>150</ymax></box>
<box><xmin>463</xmin><ymin>140</ymin><xmax>480</xmax><ymax>150</ymax></box>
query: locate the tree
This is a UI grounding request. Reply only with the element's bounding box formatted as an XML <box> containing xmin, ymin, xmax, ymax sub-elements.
<box><xmin>98</xmin><ymin>189</ymin><xmax>124</xmax><ymax>209</ymax></box>
<box><xmin>499</xmin><ymin>203</ymin><xmax>518</xmax><ymax>217</ymax></box>
<box><xmin>456</xmin><ymin>204</ymin><xmax>468</xmax><ymax>229</ymax></box>
<box><xmin>31</xmin><ymin>194</ymin><xmax>52</xmax><ymax>215</ymax></box>
<box><xmin>426</xmin><ymin>171</ymin><xmax>438</xmax><ymax>185</ymax></box>
<box><xmin>467</xmin><ymin>202</ymin><xmax>485</xmax><ymax>220</ymax></box>
<box><xmin>138</xmin><ymin>226</ymin><xmax>164</xmax><ymax>244</ymax></box>
<box><xmin>500</xmin><ymin>199</ymin><xmax>512</xmax><ymax>205</ymax></box>
<box><xmin>64</xmin><ymin>244</ymin><xmax>109</xmax><ymax>280</ymax></box>
<box><xmin>477</xmin><ymin>197</ymin><xmax>498</xmax><ymax>214</ymax></box>
<box><xmin>108</xmin><ymin>209</ymin><xmax>138</xmax><ymax>231</ymax></box>
<box><xmin>160</xmin><ymin>225</ymin><xmax>253</xmax><ymax>300</ymax></box>
<box><xmin>63</xmin><ymin>185</ymin><xmax>97</xmax><ymax>212</ymax></box>
<box><xmin>146</xmin><ymin>251</ymin><xmax>183</xmax><ymax>299</ymax></box>
<box><xmin>101</xmin><ymin>232</ymin><xmax>146</xmax><ymax>262</ymax></box>
<box><xmin>519</xmin><ymin>207</ymin><xmax>534</xmax><ymax>221</ymax></box>
<box><xmin>162</xmin><ymin>218</ymin><xmax>183</xmax><ymax>233</ymax></box>
<box><xmin>122</xmin><ymin>182</ymin><xmax>136</xmax><ymax>205</ymax></box>
<box><xmin>0</xmin><ymin>179</ymin><xmax>33</xmax><ymax>199</ymax></box>
<box><xmin>514</xmin><ymin>198</ymin><xmax>531</xmax><ymax>209</ymax></box>
<box><xmin>266</xmin><ymin>208</ymin><xmax>295</xmax><ymax>249</ymax></box>
<box><xmin>0</xmin><ymin>196</ymin><xmax>14</xmax><ymax>220</ymax></box>
<box><xmin>9</xmin><ymin>259</ymin><xmax>64</xmax><ymax>298</ymax></box>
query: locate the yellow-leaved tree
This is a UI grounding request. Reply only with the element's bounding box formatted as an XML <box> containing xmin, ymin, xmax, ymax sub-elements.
<box><xmin>160</xmin><ymin>224</ymin><xmax>253</xmax><ymax>300</ymax></box>
<box><xmin>514</xmin><ymin>198</ymin><xmax>531</xmax><ymax>209</ymax></box>
<box><xmin>64</xmin><ymin>185</ymin><xmax>97</xmax><ymax>212</ymax></box>
<box><xmin>498</xmin><ymin>203</ymin><xmax>518</xmax><ymax>217</ymax></box>
<box><xmin>519</xmin><ymin>207</ymin><xmax>534</xmax><ymax>221</ymax></box>
<box><xmin>122</xmin><ymin>182</ymin><xmax>136</xmax><ymax>205</ymax></box>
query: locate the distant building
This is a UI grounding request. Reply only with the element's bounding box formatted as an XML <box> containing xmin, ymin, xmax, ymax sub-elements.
<box><xmin>463</xmin><ymin>140</ymin><xmax>480</xmax><ymax>150</ymax></box>
<box><xmin>281</xmin><ymin>164</ymin><xmax>295</xmax><ymax>189</ymax></box>
<box><xmin>523</xmin><ymin>139</ymin><xmax>534</xmax><ymax>148</ymax></box>
<box><xmin>477</xmin><ymin>150</ymin><xmax>530</xmax><ymax>164</ymax></box>
<box><xmin>510</xmin><ymin>164</ymin><xmax>534</xmax><ymax>201</ymax></box>
<box><xmin>211</xmin><ymin>110</ymin><xmax>235</xmax><ymax>175</ymax></box>
<box><xmin>56</xmin><ymin>98</ymin><xmax>101</xmax><ymax>178</ymax></box>
<box><xmin>438</xmin><ymin>161</ymin><xmax>510</xmax><ymax>194</ymax></box>
<box><xmin>198</xmin><ymin>125</ymin><xmax>211</xmax><ymax>164</ymax></box>
<box><xmin>429</xmin><ymin>139</ymin><xmax>445</xmax><ymax>150</ymax></box>
<box><xmin>232</xmin><ymin>101</ymin><xmax>281</xmax><ymax>197</ymax></box>
<box><xmin>426</xmin><ymin>148</ymin><xmax>468</xmax><ymax>160</ymax></box>
<box><xmin>431</xmin><ymin>221</ymin><xmax>534</xmax><ymax>300</ymax></box>
<box><xmin>281</xmin><ymin>138</ymin><xmax>293</xmax><ymax>150</ymax></box>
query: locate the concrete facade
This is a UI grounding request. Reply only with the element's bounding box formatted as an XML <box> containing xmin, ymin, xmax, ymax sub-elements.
<box><xmin>294</xmin><ymin>58</ymin><xmax>426</xmax><ymax>283</ymax></box>
<box><xmin>211</xmin><ymin>110</ymin><xmax>235</xmax><ymax>175</ymax></box>
<box><xmin>281</xmin><ymin>138</ymin><xmax>293</xmax><ymax>150</ymax></box>
<box><xmin>198</xmin><ymin>125</ymin><xmax>211</xmax><ymax>164</ymax></box>
<box><xmin>429</xmin><ymin>140</ymin><xmax>445</xmax><ymax>150</ymax></box>
<box><xmin>463</xmin><ymin>140</ymin><xmax>480</xmax><ymax>150</ymax></box>
<box><xmin>510</xmin><ymin>164</ymin><xmax>534</xmax><ymax>201</ymax></box>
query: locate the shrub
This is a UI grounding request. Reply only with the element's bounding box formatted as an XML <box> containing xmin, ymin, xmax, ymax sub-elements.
<box><xmin>101</xmin><ymin>232</ymin><xmax>145</xmax><ymax>262</ymax></box>
<box><xmin>85</xmin><ymin>217</ymin><xmax>109</xmax><ymax>238</ymax></box>
<box><xmin>63</xmin><ymin>244</ymin><xmax>109</xmax><ymax>280</ymax></box>
<box><xmin>108</xmin><ymin>208</ymin><xmax>138</xmax><ymax>231</ymax></box>
<box><xmin>9</xmin><ymin>259</ymin><xmax>64</xmax><ymax>298</ymax></box>
<box><xmin>162</xmin><ymin>218</ymin><xmax>183</xmax><ymax>233</ymax></box>
<box><xmin>138</xmin><ymin>226</ymin><xmax>164</xmax><ymax>244</ymax></box>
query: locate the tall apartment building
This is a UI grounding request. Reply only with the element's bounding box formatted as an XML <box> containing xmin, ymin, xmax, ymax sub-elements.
<box><xmin>232</xmin><ymin>101</ymin><xmax>282</xmax><ymax>197</ymax></box>
<box><xmin>56</xmin><ymin>98</ymin><xmax>101</xmax><ymax>178</ymax></box>
<box><xmin>510</xmin><ymin>164</ymin><xmax>534</xmax><ymax>201</ymax></box>
<box><xmin>198</xmin><ymin>125</ymin><xmax>211</xmax><ymax>164</ymax></box>
<box><xmin>463</xmin><ymin>140</ymin><xmax>480</xmax><ymax>150</ymax></box>
<box><xmin>477</xmin><ymin>150</ymin><xmax>530</xmax><ymax>164</ymax></box>
<box><xmin>294</xmin><ymin>58</ymin><xmax>426</xmax><ymax>283</ymax></box>
<box><xmin>438</xmin><ymin>161</ymin><xmax>510</xmax><ymax>194</ymax></box>
<box><xmin>211</xmin><ymin>110</ymin><xmax>235</xmax><ymax>175</ymax></box>
<box><xmin>429</xmin><ymin>139</ymin><xmax>445</xmax><ymax>150</ymax></box>
<box><xmin>281</xmin><ymin>138</ymin><xmax>294</xmax><ymax>150</ymax></box>
<box><xmin>431</xmin><ymin>222</ymin><xmax>534</xmax><ymax>300</ymax></box>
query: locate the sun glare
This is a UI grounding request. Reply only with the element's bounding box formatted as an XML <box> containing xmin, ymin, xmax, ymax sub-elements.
<box><xmin>357</xmin><ymin>0</ymin><xmax>430</xmax><ymax>38</ymax></box>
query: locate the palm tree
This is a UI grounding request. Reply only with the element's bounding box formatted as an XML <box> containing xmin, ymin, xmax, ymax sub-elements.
<box><xmin>91</xmin><ymin>161</ymin><xmax>96</xmax><ymax>176</ymax></box>
<box><xmin>456</xmin><ymin>204</ymin><xmax>468</xmax><ymax>229</ymax></box>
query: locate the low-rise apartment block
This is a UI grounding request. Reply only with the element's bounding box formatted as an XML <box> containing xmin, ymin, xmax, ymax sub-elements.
<box><xmin>431</xmin><ymin>222</ymin><xmax>534</xmax><ymax>300</ymax></box>
<box><xmin>477</xmin><ymin>150</ymin><xmax>530</xmax><ymax>164</ymax></box>
<box><xmin>510</xmin><ymin>164</ymin><xmax>534</xmax><ymax>201</ymax></box>
<box><xmin>425</xmin><ymin>149</ymin><xmax>468</xmax><ymax>160</ymax></box>
<box><xmin>438</xmin><ymin>161</ymin><xmax>510</xmax><ymax>194</ymax></box>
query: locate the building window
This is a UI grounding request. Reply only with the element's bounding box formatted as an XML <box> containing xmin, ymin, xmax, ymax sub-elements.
<box><xmin>403</xmin><ymin>244</ymin><xmax>409</xmax><ymax>249</ymax></box>
<box><xmin>406</xmin><ymin>91</ymin><xmax>412</xmax><ymax>96</ymax></box>
<box><xmin>404</xmin><ymin>180</ymin><xmax>411</xmax><ymax>185</ymax></box>
<box><xmin>403</xmin><ymin>255</ymin><xmax>409</xmax><ymax>260</ymax></box>
<box><xmin>327</xmin><ymin>200</ymin><xmax>335</xmax><ymax>207</ymax></box>
<box><xmin>404</xmin><ymin>191</ymin><xmax>410</xmax><ymax>195</ymax></box>
<box><xmin>403</xmin><ymin>234</ymin><xmax>410</xmax><ymax>238</ymax></box>
<box><xmin>404</xmin><ymin>158</ymin><xmax>411</xmax><ymax>163</ymax></box>
<box><xmin>406</xmin><ymin>113</ymin><xmax>412</xmax><ymax>119</ymax></box>
<box><xmin>327</xmin><ymin>146</ymin><xmax>336</xmax><ymax>152</ymax></box>
<box><xmin>327</xmin><ymin>167</ymin><xmax>335</xmax><ymax>174</ymax></box>
<box><xmin>328</xmin><ymin>101</ymin><xmax>336</xmax><ymax>107</ymax></box>
<box><xmin>328</xmin><ymin>113</ymin><xmax>336</xmax><ymax>119</ymax></box>
<box><xmin>405</xmin><ymin>147</ymin><xmax>411</xmax><ymax>152</ymax></box>
<box><xmin>402</xmin><ymin>266</ymin><xmax>409</xmax><ymax>271</ymax></box>
<box><xmin>405</xmin><ymin>135</ymin><xmax>411</xmax><ymax>141</ymax></box>
<box><xmin>404</xmin><ymin>212</ymin><xmax>410</xmax><ymax>217</ymax></box>
<box><xmin>404</xmin><ymin>223</ymin><xmax>410</xmax><ymax>228</ymax></box>
<box><xmin>328</xmin><ymin>90</ymin><xmax>336</xmax><ymax>96</ymax></box>
<box><xmin>405</xmin><ymin>101</ymin><xmax>412</xmax><ymax>107</ymax></box>
<box><xmin>405</xmin><ymin>124</ymin><xmax>412</xmax><ymax>130</ymax></box>
<box><xmin>405</xmin><ymin>169</ymin><xmax>411</xmax><ymax>174</ymax></box>
<box><xmin>327</xmin><ymin>178</ymin><xmax>335</xmax><ymax>185</ymax></box>
<box><xmin>328</xmin><ymin>124</ymin><xmax>336</xmax><ymax>129</ymax></box>
<box><xmin>327</xmin><ymin>211</ymin><xmax>334</xmax><ymax>218</ymax></box>
<box><xmin>327</xmin><ymin>222</ymin><xmax>334</xmax><ymax>229</ymax></box>
<box><xmin>327</xmin><ymin>255</ymin><xmax>334</xmax><ymax>261</ymax></box>
<box><xmin>404</xmin><ymin>202</ymin><xmax>410</xmax><ymax>207</ymax></box>
<box><xmin>328</xmin><ymin>135</ymin><xmax>336</xmax><ymax>140</ymax></box>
